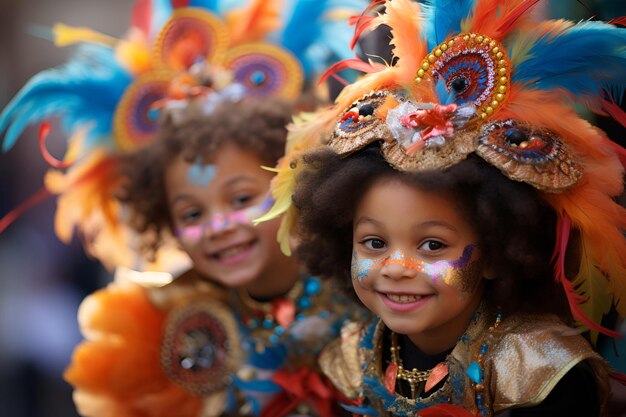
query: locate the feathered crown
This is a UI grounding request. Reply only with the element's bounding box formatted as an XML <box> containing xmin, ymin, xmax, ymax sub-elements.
<box><xmin>0</xmin><ymin>0</ymin><xmax>364</xmax><ymax>269</ymax></box>
<box><xmin>260</xmin><ymin>0</ymin><xmax>626</xmax><ymax>338</ymax></box>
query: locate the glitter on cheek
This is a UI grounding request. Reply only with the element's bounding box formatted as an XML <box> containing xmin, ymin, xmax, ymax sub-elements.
<box><xmin>423</xmin><ymin>261</ymin><xmax>453</xmax><ymax>284</ymax></box>
<box><xmin>422</xmin><ymin>244</ymin><xmax>479</xmax><ymax>292</ymax></box>
<box><xmin>351</xmin><ymin>251</ymin><xmax>374</xmax><ymax>285</ymax></box>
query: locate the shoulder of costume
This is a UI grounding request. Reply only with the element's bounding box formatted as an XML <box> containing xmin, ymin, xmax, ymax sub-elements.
<box><xmin>319</xmin><ymin>319</ymin><xmax>370</xmax><ymax>400</ymax></box>
<box><xmin>487</xmin><ymin>313</ymin><xmax>611</xmax><ymax>412</ymax></box>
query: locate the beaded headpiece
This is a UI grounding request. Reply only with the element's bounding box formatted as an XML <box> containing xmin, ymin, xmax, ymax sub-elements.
<box><xmin>260</xmin><ymin>0</ymin><xmax>626</xmax><ymax>337</ymax></box>
<box><xmin>0</xmin><ymin>0</ymin><xmax>363</xmax><ymax>268</ymax></box>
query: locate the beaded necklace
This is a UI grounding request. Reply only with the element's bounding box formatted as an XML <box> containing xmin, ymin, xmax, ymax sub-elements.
<box><xmin>466</xmin><ymin>309</ymin><xmax>503</xmax><ymax>416</ymax></box>
<box><xmin>389</xmin><ymin>332</ymin><xmax>434</xmax><ymax>398</ymax></box>
<box><xmin>236</xmin><ymin>276</ymin><xmax>325</xmax><ymax>351</ymax></box>
<box><xmin>360</xmin><ymin>306</ymin><xmax>504</xmax><ymax>416</ymax></box>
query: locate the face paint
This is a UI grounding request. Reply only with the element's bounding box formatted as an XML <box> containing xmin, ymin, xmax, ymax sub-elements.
<box><xmin>176</xmin><ymin>196</ymin><xmax>275</xmax><ymax>245</ymax></box>
<box><xmin>351</xmin><ymin>250</ymin><xmax>374</xmax><ymax>287</ymax></box>
<box><xmin>187</xmin><ymin>158</ymin><xmax>216</xmax><ymax>186</ymax></box>
<box><xmin>352</xmin><ymin>244</ymin><xmax>480</xmax><ymax>293</ymax></box>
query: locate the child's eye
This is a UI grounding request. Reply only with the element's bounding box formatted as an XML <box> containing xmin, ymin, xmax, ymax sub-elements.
<box><xmin>232</xmin><ymin>194</ymin><xmax>255</xmax><ymax>209</ymax></box>
<box><xmin>362</xmin><ymin>238</ymin><xmax>386</xmax><ymax>250</ymax></box>
<box><xmin>180</xmin><ymin>208</ymin><xmax>202</xmax><ymax>224</ymax></box>
<box><xmin>419</xmin><ymin>240</ymin><xmax>446</xmax><ymax>252</ymax></box>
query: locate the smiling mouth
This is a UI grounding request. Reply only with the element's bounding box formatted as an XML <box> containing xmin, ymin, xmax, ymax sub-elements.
<box><xmin>385</xmin><ymin>293</ymin><xmax>423</xmax><ymax>303</ymax></box>
<box><xmin>212</xmin><ymin>241</ymin><xmax>255</xmax><ymax>260</ymax></box>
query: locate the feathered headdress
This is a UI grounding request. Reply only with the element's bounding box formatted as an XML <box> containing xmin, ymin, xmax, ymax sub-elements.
<box><xmin>260</xmin><ymin>0</ymin><xmax>626</xmax><ymax>338</ymax></box>
<box><xmin>0</xmin><ymin>0</ymin><xmax>364</xmax><ymax>269</ymax></box>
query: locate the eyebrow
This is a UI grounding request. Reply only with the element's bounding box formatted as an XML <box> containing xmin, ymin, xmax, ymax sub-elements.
<box><xmin>414</xmin><ymin>220</ymin><xmax>458</xmax><ymax>232</ymax></box>
<box><xmin>170</xmin><ymin>194</ymin><xmax>196</xmax><ymax>205</ymax></box>
<box><xmin>221</xmin><ymin>176</ymin><xmax>258</xmax><ymax>189</ymax></box>
<box><xmin>354</xmin><ymin>217</ymin><xmax>384</xmax><ymax>228</ymax></box>
<box><xmin>354</xmin><ymin>217</ymin><xmax>458</xmax><ymax>232</ymax></box>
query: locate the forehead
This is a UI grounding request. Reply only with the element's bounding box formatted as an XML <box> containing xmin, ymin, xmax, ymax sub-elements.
<box><xmin>355</xmin><ymin>179</ymin><xmax>467</xmax><ymax>228</ymax></box>
<box><xmin>165</xmin><ymin>145</ymin><xmax>272</xmax><ymax>194</ymax></box>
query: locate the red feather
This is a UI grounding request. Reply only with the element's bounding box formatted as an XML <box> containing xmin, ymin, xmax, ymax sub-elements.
<box><xmin>39</xmin><ymin>122</ymin><xmax>73</xmax><ymax>169</ymax></box>
<box><xmin>172</xmin><ymin>0</ymin><xmax>190</xmax><ymax>8</ymax></box>
<box><xmin>0</xmin><ymin>187</ymin><xmax>52</xmax><ymax>234</ymax></box>
<box><xmin>319</xmin><ymin>58</ymin><xmax>384</xmax><ymax>84</ymax></box>
<box><xmin>552</xmin><ymin>215</ymin><xmax>622</xmax><ymax>338</ymax></box>
<box><xmin>494</xmin><ymin>0</ymin><xmax>541</xmax><ymax>39</ymax></box>
<box><xmin>349</xmin><ymin>0</ymin><xmax>384</xmax><ymax>50</ymax></box>
<box><xmin>417</xmin><ymin>404</ymin><xmax>478</xmax><ymax>417</ymax></box>
<box><xmin>608</xmin><ymin>16</ymin><xmax>626</xmax><ymax>27</ymax></box>
<box><xmin>610</xmin><ymin>371</ymin><xmax>626</xmax><ymax>386</ymax></box>
<box><xmin>600</xmin><ymin>92</ymin><xmax>626</xmax><ymax>130</ymax></box>
<box><xmin>130</xmin><ymin>0</ymin><xmax>152</xmax><ymax>37</ymax></box>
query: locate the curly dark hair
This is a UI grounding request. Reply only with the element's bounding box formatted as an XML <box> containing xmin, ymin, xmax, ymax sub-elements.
<box><xmin>119</xmin><ymin>98</ymin><xmax>293</xmax><ymax>254</ymax></box>
<box><xmin>293</xmin><ymin>145</ymin><xmax>572</xmax><ymax>319</ymax></box>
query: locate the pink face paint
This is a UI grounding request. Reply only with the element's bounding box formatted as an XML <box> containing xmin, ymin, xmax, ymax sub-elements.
<box><xmin>177</xmin><ymin>224</ymin><xmax>206</xmax><ymax>243</ymax></box>
<box><xmin>351</xmin><ymin>244</ymin><xmax>479</xmax><ymax>293</ymax></box>
<box><xmin>176</xmin><ymin>196</ymin><xmax>274</xmax><ymax>244</ymax></box>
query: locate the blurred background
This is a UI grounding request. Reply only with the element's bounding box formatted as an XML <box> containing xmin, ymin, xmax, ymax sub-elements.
<box><xmin>0</xmin><ymin>1</ymin><xmax>625</xmax><ymax>417</ymax></box>
<box><xmin>0</xmin><ymin>1</ymin><xmax>128</xmax><ymax>416</ymax></box>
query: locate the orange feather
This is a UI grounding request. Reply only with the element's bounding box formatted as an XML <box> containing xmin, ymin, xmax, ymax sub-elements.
<box><xmin>501</xmin><ymin>86</ymin><xmax>626</xmax><ymax>320</ymax></box>
<box><xmin>465</xmin><ymin>0</ymin><xmax>539</xmax><ymax>40</ymax></box>
<box><xmin>226</xmin><ymin>0</ymin><xmax>281</xmax><ymax>46</ymax></box>
<box><xmin>370</xmin><ymin>0</ymin><xmax>426</xmax><ymax>85</ymax></box>
<box><xmin>64</xmin><ymin>281</ymin><xmax>204</xmax><ymax>417</ymax></box>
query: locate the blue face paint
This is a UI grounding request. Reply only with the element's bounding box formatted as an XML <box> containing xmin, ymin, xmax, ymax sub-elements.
<box><xmin>351</xmin><ymin>250</ymin><xmax>374</xmax><ymax>286</ymax></box>
<box><xmin>187</xmin><ymin>158</ymin><xmax>216</xmax><ymax>186</ymax></box>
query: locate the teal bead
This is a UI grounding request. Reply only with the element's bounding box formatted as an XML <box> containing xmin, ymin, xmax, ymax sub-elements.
<box><xmin>467</xmin><ymin>361</ymin><xmax>483</xmax><ymax>384</ymax></box>
<box><xmin>298</xmin><ymin>296</ymin><xmax>311</xmax><ymax>309</ymax></box>
<box><xmin>304</xmin><ymin>277</ymin><xmax>322</xmax><ymax>295</ymax></box>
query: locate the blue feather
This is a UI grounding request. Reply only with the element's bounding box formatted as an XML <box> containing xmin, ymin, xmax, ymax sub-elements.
<box><xmin>422</xmin><ymin>0</ymin><xmax>476</xmax><ymax>50</ymax></box>
<box><xmin>340</xmin><ymin>402</ymin><xmax>379</xmax><ymax>416</ymax></box>
<box><xmin>436</xmin><ymin>77</ymin><xmax>456</xmax><ymax>104</ymax></box>
<box><xmin>0</xmin><ymin>44</ymin><xmax>132</xmax><ymax>153</ymax></box>
<box><xmin>511</xmin><ymin>20</ymin><xmax>626</xmax><ymax>102</ymax></box>
<box><xmin>150</xmin><ymin>0</ymin><xmax>174</xmax><ymax>39</ymax></box>
<box><xmin>188</xmin><ymin>0</ymin><xmax>241</xmax><ymax>14</ymax></box>
<box><xmin>280</xmin><ymin>0</ymin><xmax>363</xmax><ymax>77</ymax></box>
<box><xmin>280</xmin><ymin>0</ymin><xmax>327</xmax><ymax>76</ymax></box>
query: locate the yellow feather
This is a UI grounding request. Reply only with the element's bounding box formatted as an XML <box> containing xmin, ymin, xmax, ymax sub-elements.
<box><xmin>53</xmin><ymin>23</ymin><xmax>118</xmax><ymax>47</ymax></box>
<box><xmin>508</xmin><ymin>20</ymin><xmax>574</xmax><ymax>67</ymax></box>
<box><xmin>573</xmin><ymin>250</ymin><xmax>614</xmax><ymax>345</ymax></box>
<box><xmin>255</xmin><ymin>108</ymin><xmax>339</xmax><ymax>254</ymax></box>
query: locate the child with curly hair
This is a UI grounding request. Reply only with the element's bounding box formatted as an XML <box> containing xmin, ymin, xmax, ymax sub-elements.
<box><xmin>260</xmin><ymin>0</ymin><xmax>626</xmax><ymax>416</ymax></box>
<box><xmin>0</xmin><ymin>0</ymin><xmax>367</xmax><ymax>416</ymax></box>
<box><xmin>64</xmin><ymin>98</ymin><xmax>359</xmax><ymax>417</ymax></box>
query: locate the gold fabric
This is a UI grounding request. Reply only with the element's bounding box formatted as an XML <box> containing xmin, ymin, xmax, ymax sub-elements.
<box><xmin>318</xmin><ymin>321</ymin><xmax>364</xmax><ymax>400</ymax></box>
<box><xmin>486</xmin><ymin>313</ymin><xmax>610</xmax><ymax>413</ymax></box>
<box><xmin>320</xmin><ymin>309</ymin><xmax>610</xmax><ymax>416</ymax></box>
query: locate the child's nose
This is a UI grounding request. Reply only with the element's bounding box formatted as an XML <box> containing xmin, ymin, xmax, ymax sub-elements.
<box><xmin>380</xmin><ymin>252</ymin><xmax>418</xmax><ymax>280</ymax></box>
<box><xmin>207</xmin><ymin>212</ymin><xmax>237</xmax><ymax>237</ymax></box>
